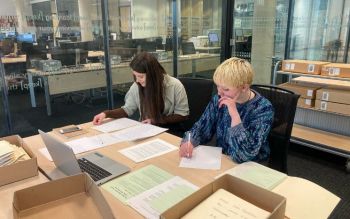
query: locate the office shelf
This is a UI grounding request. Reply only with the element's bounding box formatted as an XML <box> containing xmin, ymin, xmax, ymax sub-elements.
<box><xmin>273</xmin><ymin>61</ymin><xmax>350</xmax><ymax>171</ymax></box>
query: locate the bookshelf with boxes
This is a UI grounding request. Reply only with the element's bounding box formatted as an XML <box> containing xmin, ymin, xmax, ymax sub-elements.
<box><xmin>273</xmin><ymin>60</ymin><xmax>350</xmax><ymax>171</ymax></box>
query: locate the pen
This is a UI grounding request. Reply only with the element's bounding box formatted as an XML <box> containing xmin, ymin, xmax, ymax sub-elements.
<box><xmin>187</xmin><ymin>132</ymin><xmax>191</xmax><ymax>158</ymax></box>
<box><xmin>98</xmin><ymin>135</ymin><xmax>104</xmax><ymax>145</ymax></box>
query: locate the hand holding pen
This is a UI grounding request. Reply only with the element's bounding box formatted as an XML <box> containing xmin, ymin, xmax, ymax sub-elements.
<box><xmin>179</xmin><ymin>131</ymin><xmax>194</xmax><ymax>158</ymax></box>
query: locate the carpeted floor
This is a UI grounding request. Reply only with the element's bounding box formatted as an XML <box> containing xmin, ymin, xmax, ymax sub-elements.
<box><xmin>2</xmin><ymin>90</ymin><xmax>349</xmax><ymax>218</ymax></box>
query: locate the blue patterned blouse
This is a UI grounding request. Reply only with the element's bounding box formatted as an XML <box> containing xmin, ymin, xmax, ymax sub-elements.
<box><xmin>186</xmin><ymin>90</ymin><xmax>274</xmax><ymax>163</ymax></box>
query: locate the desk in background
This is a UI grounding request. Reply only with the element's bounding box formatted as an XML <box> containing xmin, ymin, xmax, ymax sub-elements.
<box><xmin>1</xmin><ymin>55</ymin><xmax>27</xmax><ymax>64</ymax></box>
<box><xmin>195</xmin><ymin>46</ymin><xmax>221</xmax><ymax>54</ymax></box>
<box><xmin>27</xmin><ymin>54</ymin><xmax>220</xmax><ymax>116</ymax></box>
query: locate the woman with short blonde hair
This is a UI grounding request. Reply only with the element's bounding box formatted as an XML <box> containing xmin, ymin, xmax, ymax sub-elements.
<box><xmin>179</xmin><ymin>57</ymin><xmax>274</xmax><ymax>163</ymax></box>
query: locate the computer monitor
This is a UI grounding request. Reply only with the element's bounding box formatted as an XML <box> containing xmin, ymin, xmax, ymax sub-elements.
<box><xmin>1</xmin><ymin>38</ymin><xmax>15</xmax><ymax>55</ymax></box>
<box><xmin>235</xmin><ymin>29</ymin><xmax>243</xmax><ymax>37</ymax></box>
<box><xmin>0</xmin><ymin>33</ymin><xmax>6</xmax><ymax>40</ymax></box>
<box><xmin>7</xmin><ymin>31</ymin><xmax>16</xmax><ymax>38</ymax></box>
<box><xmin>208</xmin><ymin>32</ymin><xmax>219</xmax><ymax>43</ymax></box>
<box><xmin>17</xmin><ymin>33</ymin><xmax>36</xmax><ymax>43</ymax></box>
<box><xmin>165</xmin><ymin>37</ymin><xmax>181</xmax><ymax>51</ymax></box>
<box><xmin>51</xmin><ymin>48</ymin><xmax>88</xmax><ymax>66</ymax></box>
<box><xmin>140</xmin><ymin>41</ymin><xmax>157</xmax><ymax>52</ymax></box>
<box><xmin>181</xmin><ymin>42</ymin><xmax>196</xmax><ymax>55</ymax></box>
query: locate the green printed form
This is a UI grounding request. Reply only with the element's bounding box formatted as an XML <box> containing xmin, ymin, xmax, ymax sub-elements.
<box><xmin>149</xmin><ymin>184</ymin><xmax>196</xmax><ymax>213</ymax></box>
<box><xmin>101</xmin><ymin>165</ymin><xmax>173</xmax><ymax>203</ymax></box>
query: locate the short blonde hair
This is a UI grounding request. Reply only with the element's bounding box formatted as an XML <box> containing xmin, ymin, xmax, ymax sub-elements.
<box><xmin>213</xmin><ymin>57</ymin><xmax>254</xmax><ymax>88</ymax></box>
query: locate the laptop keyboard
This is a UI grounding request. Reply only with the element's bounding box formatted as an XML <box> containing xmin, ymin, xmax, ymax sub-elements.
<box><xmin>78</xmin><ymin>158</ymin><xmax>112</xmax><ymax>182</ymax></box>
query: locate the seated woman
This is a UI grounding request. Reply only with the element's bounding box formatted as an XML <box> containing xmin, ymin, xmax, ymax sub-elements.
<box><xmin>93</xmin><ymin>52</ymin><xmax>189</xmax><ymax>127</ymax></box>
<box><xmin>179</xmin><ymin>57</ymin><xmax>274</xmax><ymax>163</ymax></box>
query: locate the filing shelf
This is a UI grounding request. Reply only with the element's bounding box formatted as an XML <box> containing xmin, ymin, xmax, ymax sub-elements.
<box><xmin>273</xmin><ymin>61</ymin><xmax>350</xmax><ymax>171</ymax></box>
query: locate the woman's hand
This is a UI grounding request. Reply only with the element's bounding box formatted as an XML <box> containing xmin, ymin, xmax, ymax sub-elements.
<box><xmin>218</xmin><ymin>96</ymin><xmax>241</xmax><ymax>126</ymax></box>
<box><xmin>179</xmin><ymin>141</ymin><xmax>194</xmax><ymax>158</ymax></box>
<box><xmin>93</xmin><ymin>112</ymin><xmax>106</xmax><ymax>125</ymax></box>
<box><xmin>141</xmin><ymin>119</ymin><xmax>153</xmax><ymax>124</ymax></box>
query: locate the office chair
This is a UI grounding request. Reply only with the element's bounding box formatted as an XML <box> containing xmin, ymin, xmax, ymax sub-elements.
<box><xmin>251</xmin><ymin>84</ymin><xmax>300</xmax><ymax>173</ymax></box>
<box><xmin>178</xmin><ymin>77</ymin><xmax>214</xmax><ymax>132</ymax></box>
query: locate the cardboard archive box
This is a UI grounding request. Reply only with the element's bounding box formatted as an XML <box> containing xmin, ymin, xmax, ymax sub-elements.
<box><xmin>282</xmin><ymin>60</ymin><xmax>330</xmax><ymax>74</ymax></box>
<box><xmin>297</xmin><ymin>97</ymin><xmax>315</xmax><ymax>108</ymax></box>
<box><xmin>161</xmin><ymin>174</ymin><xmax>286</xmax><ymax>219</ymax></box>
<box><xmin>13</xmin><ymin>173</ymin><xmax>115</xmax><ymax>219</ymax></box>
<box><xmin>315</xmin><ymin>100</ymin><xmax>350</xmax><ymax>116</ymax></box>
<box><xmin>0</xmin><ymin>135</ymin><xmax>38</xmax><ymax>186</ymax></box>
<box><xmin>321</xmin><ymin>63</ymin><xmax>350</xmax><ymax>78</ymax></box>
<box><xmin>279</xmin><ymin>82</ymin><xmax>321</xmax><ymax>99</ymax></box>
<box><xmin>316</xmin><ymin>88</ymin><xmax>350</xmax><ymax>105</ymax></box>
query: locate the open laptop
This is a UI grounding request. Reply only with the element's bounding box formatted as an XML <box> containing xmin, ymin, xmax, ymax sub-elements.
<box><xmin>38</xmin><ymin>130</ymin><xmax>130</xmax><ymax>185</ymax></box>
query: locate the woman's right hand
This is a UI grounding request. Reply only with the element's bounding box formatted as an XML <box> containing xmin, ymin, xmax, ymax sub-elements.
<box><xmin>179</xmin><ymin>141</ymin><xmax>194</xmax><ymax>158</ymax></box>
<box><xmin>93</xmin><ymin>112</ymin><xmax>106</xmax><ymax>125</ymax></box>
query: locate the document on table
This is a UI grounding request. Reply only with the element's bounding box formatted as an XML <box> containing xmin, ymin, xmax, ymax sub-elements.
<box><xmin>182</xmin><ymin>188</ymin><xmax>270</xmax><ymax>219</ymax></box>
<box><xmin>101</xmin><ymin>165</ymin><xmax>174</xmax><ymax>203</ymax></box>
<box><xmin>179</xmin><ymin>146</ymin><xmax>222</xmax><ymax>170</ymax></box>
<box><xmin>272</xmin><ymin>176</ymin><xmax>340</xmax><ymax>219</ymax></box>
<box><xmin>216</xmin><ymin>161</ymin><xmax>287</xmax><ymax>190</ymax></box>
<box><xmin>92</xmin><ymin>118</ymin><xmax>141</xmax><ymax>133</ymax></box>
<box><xmin>111</xmin><ymin>124</ymin><xmax>168</xmax><ymax>141</ymax></box>
<box><xmin>128</xmin><ymin>176</ymin><xmax>198</xmax><ymax>219</ymax></box>
<box><xmin>39</xmin><ymin>133</ymin><xmax>125</xmax><ymax>161</ymax></box>
<box><xmin>119</xmin><ymin>139</ymin><xmax>177</xmax><ymax>162</ymax></box>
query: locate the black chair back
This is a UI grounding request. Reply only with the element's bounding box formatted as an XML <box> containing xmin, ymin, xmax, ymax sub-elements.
<box><xmin>179</xmin><ymin>77</ymin><xmax>214</xmax><ymax>132</ymax></box>
<box><xmin>251</xmin><ymin>84</ymin><xmax>300</xmax><ymax>173</ymax></box>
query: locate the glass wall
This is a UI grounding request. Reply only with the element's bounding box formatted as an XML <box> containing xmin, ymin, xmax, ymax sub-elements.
<box><xmin>288</xmin><ymin>0</ymin><xmax>350</xmax><ymax>63</ymax></box>
<box><xmin>0</xmin><ymin>0</ymin><xmax>223</xmax><ymax>137</ymax></box>
<box><xmin>232</xmin><ymin>0</ymin><xmax>281</xmax><ymax>84</ymax></box>
<box><xmin>178</xmin><ymin>0</ymin><xmax>222</xmax><ymax>79</ymax></box>
<box><xmin>0</xmin><ymin>0</ymin><xmax>106</xmax><ymax>136</ymax></box>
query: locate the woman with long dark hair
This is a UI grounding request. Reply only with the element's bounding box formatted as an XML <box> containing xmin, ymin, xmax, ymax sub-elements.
<box><xmin>93</xmin><ymin>52</ymin><xmax>189</xmax><ymax>126</ymax></box>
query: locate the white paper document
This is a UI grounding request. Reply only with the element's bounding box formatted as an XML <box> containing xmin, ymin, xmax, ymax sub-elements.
<box><xmin>111</xmin><ymin>124</ymin><xmax>168</xmax><ymax>141</ymax></box>
<box><xmin>182</xmin><ymin>188</ymin><xmax>270</xmax><ymax>219</ymax></box>
<box><xmin>127</xmin><ymin>176</ymin><xmax>198</xmax><ymax>219</ymax></box>
<box><xmin>179</xmin><ymin>146</ymin><xmax>222</xmax><ymax>170</ymax></box>
<box><xmin>119</xmin><ymin>139</ymin><xmax>178</xmax><ymax>162</ymax></box>
<box><xmin>92</xmin><ymin>118</ymin><xmax>141</xmax><ymax>133</ymax></box>
<box><xmin>39</xmin><ymin>133</ymin><xmax>125</xmax><ymax>161</ymax></box>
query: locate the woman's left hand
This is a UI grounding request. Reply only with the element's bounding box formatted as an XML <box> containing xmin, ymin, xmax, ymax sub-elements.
<box><xmin>218</xmin><ymin>96</ymin><xmax>241</xmax><ymax>126</ymax></box>
<box><xmin>218</xmin><ymin>96</ymin><xmax>238</xmax><ymax>114</ymax></box>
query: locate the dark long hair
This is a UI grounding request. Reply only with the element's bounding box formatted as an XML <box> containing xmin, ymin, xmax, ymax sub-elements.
<box><xmin>129</xmin><ymin>52</ymin><xmax>165</xmax><ymax>123</ymax></box>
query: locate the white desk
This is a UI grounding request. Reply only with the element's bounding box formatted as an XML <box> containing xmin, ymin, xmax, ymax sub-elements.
<box><xmin>27</xmin><ymin>54</ymin><xmax>220</xmax><ymax>115</ymax></box>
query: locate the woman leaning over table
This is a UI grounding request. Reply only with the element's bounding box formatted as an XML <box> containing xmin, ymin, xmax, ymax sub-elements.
<box><xmin>93</xmin><ymin>52</ymin><xmax>189</xmax><ymax>128</ymax></box>
<box><xmin>179</xmin><ymin>57</ymin><xmax>274</xmax><ymax>163</ymax></box>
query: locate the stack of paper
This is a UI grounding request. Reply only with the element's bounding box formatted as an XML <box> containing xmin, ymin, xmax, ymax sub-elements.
<box><xmin>218</xmin><ymin>161</ymin><xmax>287</xmax><ymax>190</ymax></box>
<box><xmin>102</xmin><ymin>165</ymin><xmax>198</xmax><ymax>219</ymax></box>
<box><xmin>182</xmin><ymin>188</ymin><xmax>270</xmax><ymax>219</ymax></box>
<box><xmin>0</xmin><ymin>140</ymin><xmax>29</xmax><ymax>167</ymax></box>
<box><xmin>119</xmin><ymin>139</ymin><xmax>177</xmax><ymax>163</ymax></box>
<box><xmin>92</xmin><ymin>118</ymin><xmax>141</xmax><ymax>133</ymax></box>
<box><xmin>0</xmin><ymin>141</ymin><xmax>15</xmax><ymax>167</ymax></box>
<box><xmin>218</xmin><ymin>161</ymin><xmax>341</xmax><ymax>219</ymax></box>
<box><xmin>111</xmin><ymin>124</ymin><xmax>168</xmax><ymax>141</ymax></box>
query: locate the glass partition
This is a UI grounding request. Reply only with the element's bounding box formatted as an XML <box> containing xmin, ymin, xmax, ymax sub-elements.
<box><xmin>0</xmin><ymin>0</ymin><xmax>106</xmax><ymax>136</ymax></box>
<box><xmin>232</xmin><ymin>0</ymin><xmax>279</xmax><ymax>84</ymax></box>
<box><xmin>0</xmin><ymin>0</ymin><xmax>225</xmax><ymax>136</ymax></box>
<box><xmin>178</xmin><ymin>0</ymin><xmax>222</xmax><ymax>79</ymax></box>
<box><xmin>288</xmin><ymin>0</ymin><xmax>349</xmax><ymax>62</ymax></box>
